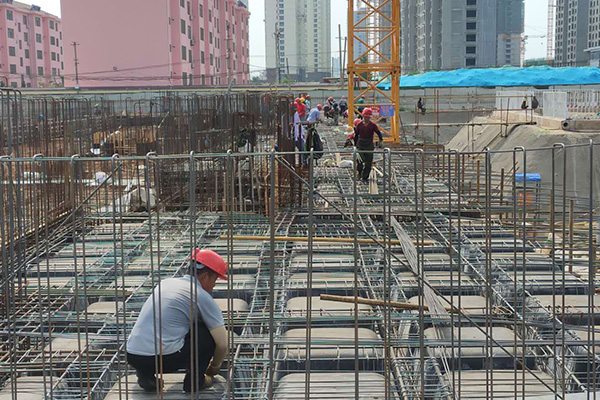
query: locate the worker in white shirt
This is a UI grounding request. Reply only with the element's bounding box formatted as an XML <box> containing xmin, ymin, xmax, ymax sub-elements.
<box><xmin>126</xmin><ymin>249</ymin><xmax>229</xmax><ymax>393</ymax></box>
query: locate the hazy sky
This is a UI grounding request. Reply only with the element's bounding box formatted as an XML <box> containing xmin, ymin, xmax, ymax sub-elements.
<box><xmin>34</xmin><ymin>0</ymin><xmax>550</xmax><ymax>74</ymax></box>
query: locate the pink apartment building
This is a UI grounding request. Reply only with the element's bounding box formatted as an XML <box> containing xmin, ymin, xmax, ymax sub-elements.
<box><xmin>62</xmin><ymin>0</ymin><xmax>250</xmax><ymax>88</ymax></box>
<box><xmin>0</xmin><ymin>1</ymin><xmax>63</xmax><ymax>88</ymax></box>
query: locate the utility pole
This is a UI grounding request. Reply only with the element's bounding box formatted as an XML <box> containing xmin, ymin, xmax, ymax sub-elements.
<box><xmin>342</xmin><ymin>36</ymin><xmax>347</xmax><ymax>88</ymax></box>
<box><xmin>226</xmin><ymin>22</ymin><xmax>233</xmax><ymax>94</ymax></box>
<box><xmin>338</xmin><ymin>24</ymin><xmax>343</xmax><ymax>88</ymax></box>
<box><xmin>71</xmin><ymin>42</ymin><xmax>80</xmax><ymax>89</ymax></box>
<box><xmin>286</xmin><ymin>57</ymin><xmax>291</xmax><ymax>89</ymax></box>
<box><xmin>274</xmin><ymin>29</ymin><xmax>281</xmax><ymax>85</ymax></box>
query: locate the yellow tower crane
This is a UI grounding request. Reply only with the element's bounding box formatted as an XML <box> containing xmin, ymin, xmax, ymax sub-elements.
<box><xmin>347</xmin><ymin>0</ymin><xmax>401</xmax><ymax>143</ymax></box>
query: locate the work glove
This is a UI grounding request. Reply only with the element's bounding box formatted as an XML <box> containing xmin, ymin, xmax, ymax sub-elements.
<box><xmin>206</xmin><ymin>364</ymin><xmax>220</xmax><ymax>377</ymax></box>
<box><xmin>377</xmin><ymin>140</ymin><xmax>383</xmax><ymax>149</ymax></box>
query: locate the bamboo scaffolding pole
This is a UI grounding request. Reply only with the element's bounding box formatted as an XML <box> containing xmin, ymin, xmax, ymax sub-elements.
<box><xmin>320</xmin><ymin>294</ymin><xmax>486</xmax><ymax>314</ymax></box>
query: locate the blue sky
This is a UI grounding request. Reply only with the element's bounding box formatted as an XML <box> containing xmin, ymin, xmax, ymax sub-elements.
<box><xmin>33</xmin><ymin>0</ymin><xmax>550</xmax><ymax>74</ymax></box>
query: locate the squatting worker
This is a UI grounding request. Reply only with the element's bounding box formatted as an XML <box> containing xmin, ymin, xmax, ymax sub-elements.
<box><xmin>354</xmin><ymin>108</ymin><xmax>383</xmax><ymax>184</ymax></box>
<box><xmin>127</xmin><ymin>249</ymin><xmax>229</xmax><ymax>393</ymax></box>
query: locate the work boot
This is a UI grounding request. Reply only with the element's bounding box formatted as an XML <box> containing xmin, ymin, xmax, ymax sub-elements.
<box><xmin>136</xmin><ymin>372</ymin><xmax>157</xmax><ymax>392</ymax></box>
<box><xmin>183</xmin><ymin>374</ymin><xmax>214</xmax><ymax>393</ymax></box>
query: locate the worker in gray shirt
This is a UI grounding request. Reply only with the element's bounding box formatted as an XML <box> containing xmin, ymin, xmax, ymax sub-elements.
<box><xmin>127</xmin><ymin>249</ymin><xmax>229</xmax><ymax>393</ymax></box>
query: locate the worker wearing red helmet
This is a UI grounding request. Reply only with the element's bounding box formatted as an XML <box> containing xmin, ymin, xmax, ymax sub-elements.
<box><xmin>354</xmin><ymin>108</ymin><xmax>383</xmax><ymax>184</ymax></box>
<box><xmin>127</xmin><ymin>249</ymin><xmax>229</xmax><ymax>393</ymax></box>
<box><xmin>305</xmin><ymin>94</ymin><xmax>312</xmax><ymax>109</ymax></box>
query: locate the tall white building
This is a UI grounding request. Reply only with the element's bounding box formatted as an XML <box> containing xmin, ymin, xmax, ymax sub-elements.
<box><xmin>555</xmin><ymin>0</ymin><xmax>591</xmax><ymax>66</ymax></box>
<box><xmin>588</xmin><ymin>1</ymin><xmax>600</xmax><ymax>65</ymax></box>
<box><xmin>401</xmin><ymin>0</ymin><xmax>523</xmax><ymax>73</ymax></box>
<box><xmin>353</xmin><ymin>6</ymin><xmax>367</xmax><ymax>61</ymax></box>
<box><xmin>265</xmin><ymin>0</ymin><xmax>331</xmax><ymax>82</ymax></box>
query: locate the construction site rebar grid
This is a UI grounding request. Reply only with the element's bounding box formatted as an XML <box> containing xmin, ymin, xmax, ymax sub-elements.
<box><xmin>2</xmin><ymin>90</ymin><xmax>600</xmax><ymax>399</ymax></box>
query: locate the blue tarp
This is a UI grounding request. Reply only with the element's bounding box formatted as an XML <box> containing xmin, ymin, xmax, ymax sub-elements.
<box><xmin>515</xmin><ymin>173</ymin><xmax>542</xmax><ymax>182</ymax></box>
<box><xmin>377</xmin><ymin>66</ymin><xmax>600</xmax><ymax>89</ymax></box>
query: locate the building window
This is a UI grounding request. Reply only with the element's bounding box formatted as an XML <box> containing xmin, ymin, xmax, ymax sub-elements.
<box><xmin>25</xmin><ymin>49</ymin><xmax>29</xmax><ymax>59</ymax></box>
<box><xmin>49</xmin><ymin>20</ymin><xmax>54</xmax><ymax>29</ymax></box>
<box><xmin>180</xmin><ymin>0</ymin><xmax>184</xmax><ymax>7</ymax></box>
<box><xmin>210</xmin><ymin>54</ymin><xmax>214</xmax><ymax>65</ymax></box>
<box><xmin>466</xmin><ymin>9</ymin><xmax>477</xmax><ymax>18</ymax></box>
<box><xmin>466</xmin><ymin>58</ymin><xmax>476</xmax><ymax>66</ymax></box>
<box><xmin>7</xmin><ymin>28</ymin><xmax>14</xmax><ymax>39</ymax></box>
<box><xmin>466</xmin><ymin>46</ymin><xmax>476</xmax><ymax>54</ymax></box>
<box><xmin>467</xmin><ymin>0</ymin><xmax>476</xmax><ymax>5</ymax></box>
<box><xmin>181</xmin><ymin>45</ymin><xmax>187</xmax><ymax>60</ymax></box>
<box><xmin>24</xmin><ymin>32</ymin><xmax>28</xmax><ymax>42</ymax></box>
<box><xmin>37</xmin><ymin>50</ymin><xmax>43</xmax><ymax>60</ymax></box>
<box><xmin>209</xmin><ymin>31</ymin><xmax>213</xmax><ymax>44</ymax></box>
<box><xmin>181</xmin><ymin>19</ymin><xmax>186</xmax><ymax>34</ymax></box>
<box><xmin>8</xmin><ymin>47</ymin><xmax>15</xmax><ymax>57</ymax></box>
<box><xmin>466</xmin><ymin>34</ymin><xmax>476</xmax><ymax>42</ymax></box>
<box><xmin>199</xmin><ymin>5</ymin><xmax>203</xmax><ymax>17</ymax></box>
<box><xmin>37</xmin><ymin>66</ymin><xmax>43</xmax><ymax>76</ymax></box>
<box><xmin>201</xmin><ymin>51</ymin><xmax>205</xmax><ymax>64</ymax></box>
<box><xmin>52</xmin><ymin>67</ymin><xmax>57</xmax><ymax>76</ymax></box>
<box><xmin>188</xmin><ymin>49</ymin><xmax>192</xmax><ymax>62</ymax></box>
<box><xmin>22</xmin><ymin>15</ymin><xmax>27</xmax><ymax>25</ymax></box>
<box><xmin>19</xmin><ymin>57</ymin><xmax>22</xmax><ymax>66</ymax></box>
<box><xmin>6</xmin><ymin>10</ymin><xmax>13</xmax><ymax>20</ymax></box>
<box><xmin>51</xmin><ymin>36</ymin><xmax>56</xmax><ymax>46</ymax></box>
<box><xmin>36</xmin><ymin>33</ymin><xmax>42</xmax><ymax>43</ymax></box>
<box><xmin>466</xmin><ymin>22</ymin><xmax>476</xmax><ymax>30</ymax></box>
<box><xmin>9</xmin><ymin>64</ymin><xmax>16</xmax><ymax>74</ymax></box>
<box><xmin>200</xmin><ymin>28</ymin><xmax>204</xmax><ymax>40</ymax></box>
<box><xmin>35</xmin><ymin>17</ymin><xmax>40</xmax><ymax>27</ymax></box>
<box><xmin>51</xmin><ymin>52</ymin><xmax>56</xmax><ymax>61</ymax></box>
<box><xmin>26</xmin><ymin>66</ymin><xmax>30</xmax><ymax>76</ymax></box>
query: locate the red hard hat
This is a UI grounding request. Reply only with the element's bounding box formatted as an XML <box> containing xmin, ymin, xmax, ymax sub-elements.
<box><xmin>191</xmin><ymin>249</ymin><xmax>228</xmax><ymax>280</ymax></box>
<box><xmin>306</xmin><ymin>94</ymin><xmax>311</xmax><ymax>99</ymax></box>
<box><xmin>360</xmin><ymin>95</ymin><xmax>365</xmax><ymax>99</ymax></box>
<box><xmin>317</xmin><ymin>104</ymin><xmax>322</xmax><ymax>110</ymax></box>
<box><xmin>327</xmin><ymin>96</ymin><xmax>334</xmax><ymax>101</ymax></box>
<box><xmin>295</xmin><ymin>98</ymin><xmax>301</xmax><ymax>103</ymax></box>
<box><xmin>353</xmin><ymin>118</ymin><xmax>362</xmax><ymax>127</ymax></box>
<box><xmin>362</xmin><ymin>108</ymin><xmax>373</xmax><ymax>118</ymax></box>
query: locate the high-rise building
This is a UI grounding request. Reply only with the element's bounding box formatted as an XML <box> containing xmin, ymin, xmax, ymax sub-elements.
<box><xmin>0</xmin><ymin>1</ymin><xmax>63</xmax><ymax>88</ymax></box>
<box><xmin>587</xmin><ymin>0</ymin><xmax>600</xmax><ymax>66</ymax></box>
<box><xmin>353</xmin><ymin>6</ymin><xmax>367</xmax><ymax>62</ymax></box>
<box><xmin>496</xmin><ymin>0</ymin><xmax>524</xmax><ymax>66</ymax></box>
<box><xmin>401</xmin><ymin>0</ymin><xmax>523</xmax><ymax>73</ymax></box>
<box><xmin>265</xmin><ymin>0</ymin><xmax>331</xmax><ymax>83</ymax></box>
<box><xmin>554</xmin><ymin>0</ymin><xmax>590</xmax><ymax>66</ymax></box>
<box><xmin>62</xmin><ymin>0</ymin><xmax>250</xmax><ymax>88</ymax></box>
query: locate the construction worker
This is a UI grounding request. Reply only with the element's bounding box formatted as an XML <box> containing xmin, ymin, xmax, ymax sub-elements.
<box><xmin>305</xmin><ymin>94</ymin><xmax>312</xmax><ymax>109</ymax></box>
<box><xmin>127</xmin><ymin>249</ymin><xmax>229</xmax><ymax>393</ymax></box>
<box><xmin>297</xmin><ymin>98</ymin><xmax>307</xmax><ymax>121</ymax></box>
<box><xmin>356</xmin><ymin>95</ymin><xmax>366</xmax><ymax>115</ymax></box>
<box><xmin>417</xmin><ymin>97</ymin><xmax>426</xmax><ymax>114</ymax></box>
<box><xmin>307</xmin><ymin>104</ymin><xmax>322</xmax><ymax>126</ymax></box>
<box><xmin>354</xmin><ymin>108</ymin><xmax>383</xmax><ymax>184</ymax></box>
<box><xmin>339</xmin><ymin>96</ymin><xmax>348</xmax><ymax>114</ymax></box>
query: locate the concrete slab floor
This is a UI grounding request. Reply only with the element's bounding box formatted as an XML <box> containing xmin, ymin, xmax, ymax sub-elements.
<box><xmin>105</xmin><ymin>374</ymin><xmax>226</xmax><ymax>399</ymax></box>
<box><xmin>274</xmin><ymin>372</ymin><xmax>387</xmax><ymax>399</ymax></box>
<box><xmin>279</xmin><ymin>328</ymin><xmax>383</xmax><ymax>359</ymax></box>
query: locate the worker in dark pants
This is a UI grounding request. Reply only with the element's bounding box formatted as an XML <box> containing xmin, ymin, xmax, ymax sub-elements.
<box><xmin>126</xmin><ymin>249</ymin><xmax>229</xmax><ymax>393</ymax></box>
<box><xmin>354</xmin><ymin>108</ymin><xmax>383</xmax><ymax>184</ymax></box>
